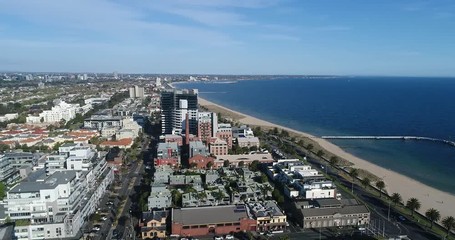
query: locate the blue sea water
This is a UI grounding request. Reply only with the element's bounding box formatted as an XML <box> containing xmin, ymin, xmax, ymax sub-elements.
<box><xmin>176</xmin><ymin>77</ymin><xmax>455</xmax><ymax>194</ymax></box>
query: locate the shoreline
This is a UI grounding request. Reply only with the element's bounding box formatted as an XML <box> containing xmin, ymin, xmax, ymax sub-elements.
<box><xmin>198</xmin><ymin>96</ymin><xmax>455</xmax><ymax>218</ymax></box>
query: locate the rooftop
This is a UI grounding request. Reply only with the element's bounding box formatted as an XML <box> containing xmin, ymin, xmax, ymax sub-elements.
<box><xmin>301</xmin><ymin>204</ymin><xmax>369</xmax><ymax>217</ymax></box>
<box><xmin>172</xmin><ymin>205</ymin><xmax>249</xmax><ymax>225</ymax></box>
<box><xmin>9</xmin><ymin>171</ymin><xmax>78</xmax><ymax>193</ymax></box>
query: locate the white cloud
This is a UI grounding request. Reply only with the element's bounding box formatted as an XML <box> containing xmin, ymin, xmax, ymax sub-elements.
<box><xmin>260</xmin><ymin>34</ymin><xmax>300</xmax><ymax>41</ymax></box>
<box><xmin>0</xmin><ymin>0</ymin><xmax>241</xmax><ymax>46</ymax></box>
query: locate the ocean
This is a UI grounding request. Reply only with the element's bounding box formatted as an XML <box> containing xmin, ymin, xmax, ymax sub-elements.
<box><xmin>176</xmin><ymin>77</ymin><xmax>455</xmax><ymax>195</ymax></box>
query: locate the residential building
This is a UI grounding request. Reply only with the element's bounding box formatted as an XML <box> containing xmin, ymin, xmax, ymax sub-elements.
<box><xmin>45</xmin><ymin>155</ymin><xmax>67</xmax><ymax>176</ymax></box>
<box><xmin>155</xmin><ymin>142</ymin><xmax>180</xmax><ymax>167</ymax></box>
<box><xmin>0</xmin><ymin>154</ymin><xmax>20</xmax><ymax>184</ymax></box>
<box><xmin>216</xmin><ymin>123</ymin><xmax>233</xmax><ymax>149</ymax></box>
<box><xmin>148</xmin><ymin>184</ymin><xmax>172</xmax><ymax>210</ymax></box>
<box><xmin>0</xmin><ymin>113</ymin><xmax>19</xmax><ymax>122</ymax></box>
<box><xmin>163</xmin><ymin>134</ymin><xmax>183</xmax><ymax>147</ymax></box>
<box><xmin>237</xmin><ymin>137</ymin><xmax>260</xmax><ymax>149</ymax></box>
<box><xmin>189</xmin><ymin>141</ymin><xmax>207</xmax><ymax>158</ymax></box>
<box><xmin>247</xmin><ymin>201</ymin><xmax>287</xmax><ymax>233</ymax></box>
<box><xmin>171</xmin><ymin>205</ymin><xmax>257</xmax><ymax>237</ymax></box>
<box><xmin>140</xmin><ymin>210</ymin><xmax>168</xmax><ymax>239</ymax></box>
<box><xmin>197</xmin><ymin>112</ymin><xmax>218</xmax><ymax>142</ymax></box>
<box><xmin>5</xmin><ymin>154</ymin><xmax>114</xmax><ymax>239</ymax></box>
<box><xmin>232</xmin><ymin>125</ymin><xmax>254</xmax><ymax>138</ymax></box>
<box><xmin>29</xmin><ymin>101</ymin><xmax>78</xmax><ymax>124</ymax></box>
<box><xmin>84</xmin><ymin>115</ymin><xmax>122</xmax><ymax>130</ymax></box>
<box><xmin>209</xmin><ymin>138</ymin><xmax>228</xmax><ymax>156</ymax></box>
<box><xmin>160</xmin><ymin>89</ymin><xmax>198</xmax><ymax>135</ymax></box>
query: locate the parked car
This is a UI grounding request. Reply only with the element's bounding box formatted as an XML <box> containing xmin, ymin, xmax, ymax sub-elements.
<box><xmin>214</xmin><ymin>236</ymin><xmax>224</xmax><ymax>240</ymax></box>
<box><xmin>225</xmin><ymin>235</ymin><xmax>234</xmax><ymax>239</ymax></box>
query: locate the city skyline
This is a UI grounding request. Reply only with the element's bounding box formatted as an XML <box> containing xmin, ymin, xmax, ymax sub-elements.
<box><xmin>1</xmin><ymin>0</ymin><xmax>455</xmax><ymax>76</ymax></box>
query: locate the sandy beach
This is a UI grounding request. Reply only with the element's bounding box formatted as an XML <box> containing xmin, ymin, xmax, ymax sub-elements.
<box><xmin>199</xmin><ymin>97</ymin><xmax>455</xmax><ymax>218</ymax></box>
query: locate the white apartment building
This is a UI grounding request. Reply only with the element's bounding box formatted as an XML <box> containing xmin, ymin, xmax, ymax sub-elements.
<box><xmin>6</xmin><ymin>151</ymin><xmax>114</xmax><ymax>239</ymax></box>
<box><xmin>0</xmin><ymin>113</ymin><xmax>19</xmax><ymax>122</ymax></box>
<box><xmin>232</xmin><ymin>125</ymin><xmax>254</xmax><ymax>138</ymax></box>
<box><xmin>0</xmin><ymin>154</ymin><xmax>21</xmax><ymax>185</ymax></box>
<box><xmin>172</xmin><ymin>99</ymin><xmax>198</xmax><ymax>135</ymax></box>
<box><xmin>38</xmin><ymin>101</ymin><xmax>79</xmax><ymax>124</ymax></box>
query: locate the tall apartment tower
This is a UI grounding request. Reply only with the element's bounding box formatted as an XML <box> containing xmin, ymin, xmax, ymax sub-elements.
<box><xmin>197</xmin><ymin>112</ymin><xmax>218</xmax><ymax>143</ymax></box>
<box><xmin>129</xmin><ymin>87</ymin><xmax>136</xmax><ymax>98</ymax></box>
<box><xmin>160</xmin><ymin>89</ymin><xmax>198</xmax><ymax>135</ymax></box>
<box><xmin>129</xmin><ymin>85</ymin><xmax>145</xmax><ymax>98</ymax></box>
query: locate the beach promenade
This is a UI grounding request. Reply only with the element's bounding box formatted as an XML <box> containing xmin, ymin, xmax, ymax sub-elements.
<box><xmin>198</xmin><ymin>97</ymin><xmax>455</xmax><ymax>219</ymax></box>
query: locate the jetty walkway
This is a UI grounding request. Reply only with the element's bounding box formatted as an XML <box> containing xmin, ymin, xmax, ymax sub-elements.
<box><xmin>320</xmin><ymin>136</ymin><xmax>455</xmax><ymax>147</ymax></box>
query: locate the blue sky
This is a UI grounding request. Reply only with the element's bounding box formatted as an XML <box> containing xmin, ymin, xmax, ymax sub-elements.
<box><xmin>0</xmin><ymin>0</ymin><xmax>454</xmax><ymax>76</ymax></box>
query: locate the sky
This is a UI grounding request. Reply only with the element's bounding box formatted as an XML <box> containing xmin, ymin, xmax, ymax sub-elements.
<box><xmin>0</xmin><ymin>0</ymin><xmax>454</xmax><ymax>76</ymax></box>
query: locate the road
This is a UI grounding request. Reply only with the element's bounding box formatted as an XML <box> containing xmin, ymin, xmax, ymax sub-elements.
<box><xmin>265</xmin><ymin>136</ymin><xmax>440</xmax><ymax>240</ymax></box>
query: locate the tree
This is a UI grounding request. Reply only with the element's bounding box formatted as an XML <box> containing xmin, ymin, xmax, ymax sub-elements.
<box><xmin>272</xmin><ymin>127</ymin><xmax>279</xmax><ymax>135</ymax></box>
<box><xmin>223</xmin><ymin>160</ymin><xmax>230</xmax><ymax>168</ymax></box>
<box><xmin>316</xmin><ymin>150</ymin><xmax>325</xmax><ymax>158</ymax></box>
<box><xmin>259</xmin><ymin>174</ymin><xmax>268</xmax><ymax>183</ymax></box>
<box><xmin>206</xmin><ymin>161</ymin><xmax>213</xmax><ymax>169</ymax></box>
<box><xmin>391</xmin><ymin>193</ymin><xmax>402</xmax><ymax>206</ymax></box>
<box><xmin>425</xmin><ymin>208</ymin><xmax>441</xmax><ymax>229</ymax></box>
<box><xmin>189</xmin><ymin>162</ymin><xmax>198</xmax><ymax>169</ymax></box>
<box><xmin>0</xmin><ymin>182</ymin><xmax>6</xmax><ymax>200</ymax></box>
<box><xmin>40</xmin><ymin>117</ymin><xmax>44</xmax><ymax>123</ymax></box>
<box><xmin>280</xmin><ymin>130</ymin><xmax>289</xmax><ymax>138</ymax></box>
<box><xmin>375</xmin><ymin>180</ymin><xmax>386</xmax><ymax>198</ymax></box>
<box><xmin>272</xmin><ymin>188</ymin><xmax>284</xmax><ymax>204</ymax></box>
<box><xmin>306</xmin><ymin>144</ymin><xmax>314</xmax><ymax>151</ymax></box>
<box><xmin>442</xmin><ymin>216</ymin><xmax>455</xmax><ymax>237</ymax></box>
<box><xmin>249</xmin><ymin>160</ymin><xmax>260</xmax><ymax>172</ymax></box>
<box><xmin>405</xmin><ymin>198</ymin><xmax>421</xmax><ymax>217</ymax></box>
<box><xmin>238</xmin><ymin>161</ymin><xmax>245</xmax><ymax>168</ymax></box>
<box><xmin>361</xmin><ymin>177</ymin><xmax>371</xmax><ymax>189</ymax></box>
<box><xmin>298</xmin><ymin>139</ymin><xmax>305</xmax><ymax>147</ymax></box>
<box><xmin>329</xmin><ymin>156</ymin><xmax>339</xmax><ymax>167</ymax></box>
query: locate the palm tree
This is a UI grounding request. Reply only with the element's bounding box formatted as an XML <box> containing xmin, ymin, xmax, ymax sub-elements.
<box><xmin>405</xmin><ymin>198</ymin><xmax>421</xmax><ymax>217</ymax></box>
<box><xmin>375</xmin><ymin>180</ymin><xmax>385</xmax><ymax>198</ymax></box>
<box><xmin>442</xmin><ymin>216</ymin><xmax>455</xmax><ymax>237</ymax></box>
<box><xmin>349</xmin><ymin>168</ymin><xmax>359</xmax><ymax>193</ymax></box>
<box><xmin>329</xmin><ymin>156</ymin><xmax>339</xmax><ymax>168</ymax></box>
<box><xmin>361</xmin><ymin>177</ymin><xmax>371</xmax><ymax>189</ymax></box>
<box><xmin>391</xmin><ymin>193</ymin><xmax>402</xmax><ymax>206</ymax></box>
<box><xmin>425</xmin><ymin>208</ymin><xmax>441</xmax><ymax>229</ymax></box>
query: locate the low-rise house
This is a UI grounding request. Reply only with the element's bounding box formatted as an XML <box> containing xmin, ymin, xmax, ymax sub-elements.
<box><xmin>148</xmin><ymin>183</ymin><xmax>172</xmax><ymax>210</ymax></box>
<box><xmin>163</xmin><ymin>134</ymin><xmax>183</xmax><ymax>147</ymax></box>
<box><xmin>247</xmin><ymin>201</ymin><xmax>287</xmax><ymax>233</ymax></box>
<box><xmin>237</xmin><ymin>137</ymin><xmax>260</xmax><ymax>149</ymax></box>
<box><xmin>154</xmin><ymin>142</ymin><xmax>180</xmax><ymax>167</ymax></box>
<box><xmin>140</xmin><ymin>210</ymin><xmax>168</xmax><ymax>239</ymax></box>
<box><xmin>99</xmin><ymin>138</ymin><xmax>133</xmax><ymax>149</ymax></box>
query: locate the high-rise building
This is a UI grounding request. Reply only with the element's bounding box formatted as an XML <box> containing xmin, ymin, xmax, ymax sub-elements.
<box><xmin>156</xmin><ymin>77</ymin><xmax>161</xmax><ymax>87</ymax></box>
<box><xmin>129</xmin><ymin>87</ymin><xmax>136</xmax><ymax>98</ymax></box>
<box><xmin>130</xmin><ymin>85</ymin><xmax>144</xmax><ymax>98</ymax></box>
<box><xmin>113</xmin><ymin>71</ymin><xmax>118</xmax><ymax>79</ymax></box>
<box><xmin>198</xmin><ymin>112</ymin><xmax>218</xmax><ymax>143</ymax></box>
<box><xmin>160</xmin><ymin>89</ymin><xmax>198</xmax><ymax>135</ymax></box>
<box><xmin>135</xmin><ymin>85</ymin><xmax>145</xmax><ymax>98</ymax></box>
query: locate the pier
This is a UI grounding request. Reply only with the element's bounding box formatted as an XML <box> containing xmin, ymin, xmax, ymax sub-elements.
<box><xmin>320</xmin><ymin>136</ymin><xmax>455</xmax><ymax>147</ymax></box>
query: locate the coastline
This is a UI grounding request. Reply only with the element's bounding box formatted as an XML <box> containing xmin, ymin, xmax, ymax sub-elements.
<box><xmin>198</xmin><ymin>96</ymin><xmax>455</xmax><ymax>218</ymax></box>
